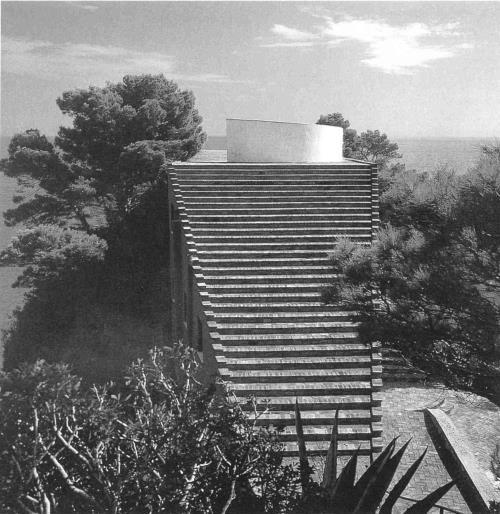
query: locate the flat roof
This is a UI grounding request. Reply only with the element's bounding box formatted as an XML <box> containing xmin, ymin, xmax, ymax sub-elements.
<box><xmin>182</xmin><ymin>149</ymin><xmax>370</xmax><ymax>165</ymax></box>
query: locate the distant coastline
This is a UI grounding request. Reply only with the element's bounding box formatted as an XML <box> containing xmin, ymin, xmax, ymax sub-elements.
<box><xmin>203</xmin><ymin>135</ymin><xmax>494</xmax><ymax>175</ymax></box>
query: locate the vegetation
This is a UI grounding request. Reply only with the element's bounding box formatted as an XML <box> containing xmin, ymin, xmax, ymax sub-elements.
<box><xmin>317</xmin><ymin>113</ymin><xmax>401</xmax><ymax>166</ymax></box>
<box><xmin>0</xmin><ymin>74</ymin><xmax>206</xmax><ymax>380</ymax></box>
<box><xmin>0</xmin><ymin>345</ymin><xmax>301</xmax><ymax>514</ymax></box>
<box><xmin>292</xmin><ymin>403</ymin><xmax>455</xmax><ymax>514</ymax></box>
<box><xmin>324</xmin><ymin>142</ymin><xmax>500</xmax><ymax>398</ymax></box>
<box><xmin>1</xmin><ymin>344</ymin><xmax>460</xmax><ymax>514</ymax></box>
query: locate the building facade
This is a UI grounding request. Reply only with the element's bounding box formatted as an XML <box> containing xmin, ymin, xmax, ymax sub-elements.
<box><xmin>163</xmin><ymin>120</ymin><xmax>382</xmax><ymax>456</ymax></box>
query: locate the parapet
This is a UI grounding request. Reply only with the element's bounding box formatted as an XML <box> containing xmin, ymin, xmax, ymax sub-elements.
<box><xmin>226</xmin><ymin>119</ymin><xmax>343</xmax><ymax>163</ymax></box>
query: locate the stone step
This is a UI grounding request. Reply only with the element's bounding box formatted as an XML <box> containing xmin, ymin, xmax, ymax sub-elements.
<box><xmin>228</xmin><ymin>381</ymin><xmax>373</xmax><ymax>396</ymax></box>
<box><xmin>188</xmin><ymin>213</ymin><xmax>373</xmax><ymax>222</ymax></box>
<box><xmin>185</xmin><ymin>206</ymin><xmax>373</xmax><ymax>215</ymax></box>
<box><xmin>205</xmin><ymin>281</ymin><xmax>328</xmax><ymax>292</ymax></box>
<box><xmin>191</xmin><ymin>220</ymin><xmax>372</xmax><ymax>228</ymax></box>
<box><xmin>195</xmin><ymin>249</ymin><xmax>360</xmax><ymax>259</ymax></box>
<box><xmin>191</xmin><ymin>216</ymin><xmax>371</xmax><ymax>225</ymax></box>
<box><xmin>208</xmin><ymin>292</ymin><xmax>324</xmax><ymax>303</ymax></box>
<box><xmin>224</xmin><ymin>356</ymin><xmax>371</xmax><ymax>370</ymax></box>
<box><xmin>282</xmin><ymin>440</ymin><xmax>377</xmax><ymax>457</ymax></box>
<box><xmin>179</xmin><ymin>181</ymin><xmax>372</xmax><ymax>189</ymax></box>
<box><xmin>220</xmin><ymin>343</ymin><xmax>370</xmax><ymax>358</ymax></box>
<box><xmin>213</xmin><ymin>332</ymin><xmax>359</xmax><ymax>345</ymax></box>
<box><xmin>183</xmin><ymin>198</ymin><xmax>371</xmax><ymax>207</ymax></box>
<box><xmin>176</xmin><ymin>175</ymin><xmax>372</xmax><ymax>183</ymax></box>
<box><xmin>208</xmin><ymin>302</ymin><xmax>335</xmax><ymax>312</ymax></box>
<box><xmin>212</xmin><ymin>321</ymin><xmax>358</xmax><ymax>335</ymax></box>
<box><xmin>180</xmin><ymin>188</ymin><xmax>372</xmax><ymax>197</ymax></box>
<box><xmin>250</xmin><ymin>409</ymin><xmax>375</xmax><ymax>426</ymax></box>
<box><xmin>240</xmin><ymin>394</ymin><xmax>373</xmax><ymax>411</ymax></box>
<box><xmin>202</xmin><ymin>266</ymin><xmax>333</xmax><ymax>276</ymax></box>
<box><xmin>174</xmin><ymin>171</ymin><xmax>372</xmax><ymax>179</ymax></box>
<box><xmin>198</xmin><ymin>258</ymin><xmax>331</xmax><ymax>267</ymax></box>
<box><xmin>192</xmin><ymin>226</ymin><xmax>371</xmax><ymax>235</ymax></box>
<box><xmin>203</xmin><ymin>274</ymin><xmax>336</xmax><ymax>285</ymax></box>
<box><xmin>270</xmin><ymin>424</ymin><xmax>375</xmax><ymax>443</ymax></box>
<box><xmin>222</xmin><ymin>368</ymin><xmax>372</xmax><ymax>383</ymax></box>
<box><xmin>195</xmin><ymin>240</ymin><xmax>370</xmax><ymax>251</ymax></box>
<box><xmin>211</xmin><ymin>311</ymin><xmax>354</xmax><ymax>322</ymax></box>
<box><xmin>176</xmin><ymin>174</ymin><xmax>371</xmax><ymax>181</ymax></box>
<box><xmin>173</xmin><ymin>166</ymin><xmax>371</xmax><ymax>174</ymax></box>
<box><xmin>178</xmin><ymin>181</ymin><xmax>372</xmax><ymax>187</ymax></box>
<box><xmin>193</xmin><ymin>232</ymin><xmax>369</xmax><ymax>240</ymax></box>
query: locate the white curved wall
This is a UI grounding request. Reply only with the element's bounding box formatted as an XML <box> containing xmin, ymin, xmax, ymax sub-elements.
<box><xmin>226</xmin><ymin>119</ymin><xmax>343</xmax><ymax>163</ymax></box>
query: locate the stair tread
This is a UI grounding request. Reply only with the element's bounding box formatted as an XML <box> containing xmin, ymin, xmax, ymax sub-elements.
<box><xmin>239</xmin><ymin>395</ymin><xmax>372</xmax><ymax>405</ymax></box>
<box><xmin>225</xmin><ymin>356</ymin><xmax>371</xmax><ymax>365</ymax></box>
<box><xmin>251</xmin><ymin>409</ymin><xmax>372</xmax><ymax>421</ymax></box>
<box><xmin>212</xmin><ymin>311</ymin><xmax>354</xmax><ymax>318</ymax></box>
<box><xmin>209</xmin><ymin>303</ymin><xmax>332</xmax><ymax>308</ymax></box>
<box><xmin>222</xmin><ymin>343</ymin><xmax>369</xmax><ymax>353</ymax></box>
<box><xmin>203</xmin><ymin>266</ymin><xmax>333</xmax><ymax>272</ymax></box>
<box><xmin>191</xmin><ymin>220</ymin><xmax>371</xmax><ymax>225</ymax></box>
<box><xmin>224</xmin><ymin>368</ymin><xmax>371</xmax><ymax>378</ymax></box>
<box><xmin>204</xmin><ymin>274</ymin><xmax>337</xmax><ymax>280</ymax></box>
<box><xmin>214</xmin><ymin>333</ymin><xmax>358</xmax><ymax>341</ymax></box>
<box><xmin>230</xmin><ymin>381</ymin><xmax>371</xmax><ymax>390</ymax></box>
<box><xmin>214</xmin><ymin>322</ymin><xmax>358</xmax><ymax>329</ymax></box>
<box><xmin>282</xmin><ymin>441</ymin><xmax>373</xmax><ymax>454</ymax></box>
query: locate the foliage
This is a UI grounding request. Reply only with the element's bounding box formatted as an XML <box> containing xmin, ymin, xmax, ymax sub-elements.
<box><xmin>2</xmin><ymin>184</ymin><xmax>172</xmax><ymax>382</ymax></box>
<box><xmin>1</xmin><ymin>74</ymin><xmax>205</xmax><ymax>231</ymax></box>
<box><xmin>0</xmin><ymin>345</ymin><xmax>300</xmax><ymax>514</ymax></box>
<box><xmin>324</xmin><ymin>144</ymin><xmax>500</xmax><ymax>397</ymax></box>
<box><xmin>292</xmin><ymin>402</ymin><xmax>455</xmax><ymax>513</ymax></box>
<box><xmin>0</xmin><ymin>225</ymin><xmax>107</xmax><ymax>288</ymax></box>
<box><xmin>55</xmin><ymin>74</ymin><xmax>205</xmax><ymax>186</ymax></box>
<box><xmin>1</xmin><ymin>75</ymin><xmax>206</xmax><ymax>375</ymax></box>
<box><xmin>316</xmin><ymin>112</ymin><xmax>401</xmax><ymax>166</ymax></box>
<box><xmin>323</xmin><ymin>227</ymin><xmax>498</xmax><ymax>391</ymax></box>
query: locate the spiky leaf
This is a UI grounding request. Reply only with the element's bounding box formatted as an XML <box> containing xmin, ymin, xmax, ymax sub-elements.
<box><xmin>379</xmin><ymin>447</ymin><xmax>428</xmax><ymax>514</ymax></box>
<box><xmin>353</xmin><ymin>439</ymin><xmax>411</xmax><ymax>514</ymax></box>
<box><xmin>295</xmin><ymin>399</ymin><xmax>310</xmax><ymax>492</ymax></box>
<box><xmin>404</xmin><ymin>480</ymin><xmax>455</xmax><ymax>513</ymax></box>
<box><xmin>352</xmin><ymin>437</ymin><xmax>397</xmax><ymax>496</ymax></box>
<box><xmin>322</xmin><ymin>409</ymin><xmax>339</xmax><ymax>492</ymax></box>
<box><xmin>330</xmin><ymin>446</ymin><xmax>360</xmax><ymax>513</ymax></box>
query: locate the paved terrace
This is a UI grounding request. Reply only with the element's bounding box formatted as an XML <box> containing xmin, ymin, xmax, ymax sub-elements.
<box><xmin>308</xmin><ymin>383</ymin><xmax>499</xmax><ymax>513</ymax></box>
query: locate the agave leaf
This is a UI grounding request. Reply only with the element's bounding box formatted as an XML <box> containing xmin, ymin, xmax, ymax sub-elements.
<box><xmin>379</xmin><ymin>447</ymin><xmax>428</xmax><ymax>514</ymax></box>
<box><xmin>404</xmin><ymin>480</ymin><xmax>456</xmax><ymax>514</ymax></box>
<box><xmin>352</xmin><ymin>437</ymin><xmax>398</xmax><ymax>496</ymax></box>
<box><xmin>295</xmin><ymin>398</ymin><xmax>310</xmax><ymax>492</ymax></box>
<box><xmin>353</xmin><ymin>439</ymin><xmax>411</xmax><ymax>514</ymax></box>
<box><xmin>321</xmin><ymin>410</ymin><xmax>339</xmax><ymax>491</ymax></box>
<box><xmin>330</xmin><ymin>445</ymin><xmax>360</xmax><ymax>512</ymax></box>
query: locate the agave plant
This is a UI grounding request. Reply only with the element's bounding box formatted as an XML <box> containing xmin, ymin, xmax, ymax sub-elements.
<box><xmin>294</xmin><ymin>400</ymin><xmax>455</xmax><ymax>514</ymax></box>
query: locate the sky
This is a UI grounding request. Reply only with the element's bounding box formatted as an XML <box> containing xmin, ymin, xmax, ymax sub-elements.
<box><xmin>1</xmin><ymin>1</ymin><xmax>500</xmax><ymax>139</ymax></box>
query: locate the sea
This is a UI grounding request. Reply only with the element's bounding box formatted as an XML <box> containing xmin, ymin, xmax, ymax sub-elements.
<box><xmin>0</xmin><ymin>135</ymin><xmax>495</xmax><ymax>366</ymax></box>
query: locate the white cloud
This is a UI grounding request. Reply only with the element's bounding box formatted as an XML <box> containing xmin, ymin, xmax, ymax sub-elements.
<box><xmin>262</xmin><ymin>17</ymin><xmax>472</xmax><ymax>74</ymax></box>
<box><xmin>2</xmin><ymin>37</ymin><xmax>240</xmax><ymax>85</ymax></box>
<box><xmin>270</xmin><ymin>24</ymin><xmax>318</xmax><ymax>42</ymax></box>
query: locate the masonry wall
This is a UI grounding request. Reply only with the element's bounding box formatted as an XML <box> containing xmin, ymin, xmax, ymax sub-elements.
<box><xmin>166</xmin><ymin>178</ymin><xmax>219</xmax><ymax>382</ymax></box>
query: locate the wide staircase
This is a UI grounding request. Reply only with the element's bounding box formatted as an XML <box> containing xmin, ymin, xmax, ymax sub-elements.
<box><xmin>168</xmin><ymin>162</ymin><xmax>383</xmax><ymax>457</ymax></box>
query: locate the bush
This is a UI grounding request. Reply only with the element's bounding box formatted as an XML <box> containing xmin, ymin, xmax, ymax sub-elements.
<box><xmin>0</xmin><ymin>344</ymin><xmax>300</xmax><ymax>514</ymax></box>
